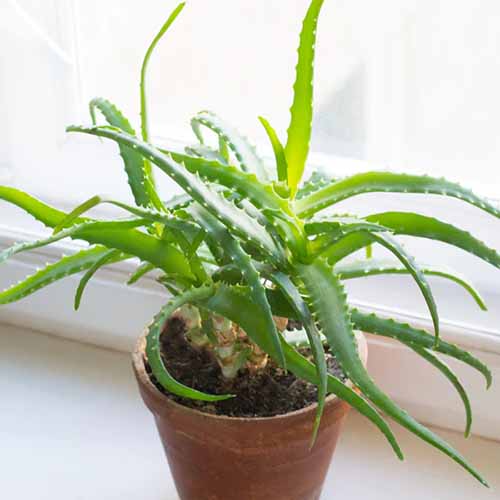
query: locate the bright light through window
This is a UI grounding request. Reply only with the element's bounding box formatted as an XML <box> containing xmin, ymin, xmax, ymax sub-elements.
<box><xmin>2</xmin><ymin>0</ymin><xmax>500</xmax><ymax>199</ymax></box>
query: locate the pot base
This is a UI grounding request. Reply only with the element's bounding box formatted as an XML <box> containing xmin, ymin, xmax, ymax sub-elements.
<box><xmin>133</xmin><ymin>332</ymin><xmax>368</xmax><ymax>500</ymax></box>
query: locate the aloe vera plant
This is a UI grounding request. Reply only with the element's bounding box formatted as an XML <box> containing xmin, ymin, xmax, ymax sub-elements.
<box><xmin>0</xmin><ymin>0</ymin><xmax>498</xmax><ymax>486</ymax></box>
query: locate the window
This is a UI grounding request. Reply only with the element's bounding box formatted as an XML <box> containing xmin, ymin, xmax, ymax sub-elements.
<box><xmin>3</xmin><ymin>0</ymin><xmax>500</xmax><ymax>192</ymax></box>
<box><xmin>1</xmin><ymin>0</ymin><xmax>499</xmax><ymax>313</ymax></box>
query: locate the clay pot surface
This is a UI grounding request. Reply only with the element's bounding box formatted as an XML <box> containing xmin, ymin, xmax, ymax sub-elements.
<box><xmin>133</xmin><ymin>331</ymin><xmax>367</xmax><ymax>500</ymax></box>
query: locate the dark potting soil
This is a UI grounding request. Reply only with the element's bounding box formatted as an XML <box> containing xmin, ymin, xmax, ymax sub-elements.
<box><xmin>146</xmin><ymin>316</ymin><xmax>347</xmax><ymax>418</ymax></box>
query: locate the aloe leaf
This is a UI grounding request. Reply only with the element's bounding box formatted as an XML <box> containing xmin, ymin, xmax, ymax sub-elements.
<box><xmin>211</xmin><ymin>263</ymin><xmax>244</xmax><ymax>284</ymax></box>
<box><xmin>367</xmin><ymin>232</ymin><xmax>440</xmax><ymax>340</ymax></box>
<box><xmin>281</xmin><ymin>338</ymin><xmax>403</xmax><ymax>457</ymax></box>
<box><xmin>298</xmin><ymin>259</ymin><xmax>487</xmax><ymax>486</ymax></box>
<box><xmin>54</xmin><ymin>195</ymin><xmax>101</xmax><ymax>233</ymax></box>
<box><xmin>75</xmin><ymin>225</ymin><xmax>194</xmax><ymax>280</ymax></box>
<box><xmin>212</xmin><ymin>260</ymin><xmax>273</xmax><ymax>285</ymax></box>
<box><xmin>128</xmin><ymin>262</ymin><xmax>156</xmax><ymax>285</ymax></box>
<box><xmin>105</xmin><ymin>201</ymin><xmax>201</xmax><ymax>236</ymax></box>
<box><xmin>67</xmin><ymin>125</ymin><xmax>283</xmax><ymax>264</ymax></box>
<box><xmin>265</xmin><ymin>286</ymin><xmax>302</xmax><ymax>320</ymax></box>
<box><xmin>140</xmin><ymin>2</ymin><xmax>185</xmax><ymax>193</ymax></box>
<box><xmin>279</xmin><ymin>304</ymin><xmax>492</xmax><ymax>395</ymax></box>
<box><xmin>282</xmin><ymin>309</ymin><xmax>474</xmax><ymax>439</ymax></box>
<box><xmin>0</xmin><ymin>186</ymin><xmax>71</xmax><ymax>228</ymax></box>
<box><xmin>321</xmin><ymin>232</ymin><xmax>421</xmax><ymax>265</ymax></box>
<box><xmin>304</xmin><ymin>216</ymin><xmax>371</xmax><ymax>235</ymax></box>
<box><xmin>350</xmin><ymin>310</ymin><xmax>492</xmax><ymax>389</ymax></box>
<box><xmin>89</xmin><ymin>98</ymin><xmax>152</xmax><ymax>208</ymax></box>
<box><xmin>307</xmin><ymin>217</ymin><xmax>389</xmax><ymax>257</ymax></box>
<box><xmin>74</xmin><ymin>249</ymin><xmax>122</xmax><ymax>310</ymax></box>
<box><xmin>321</xmin><ymin>212</ymin><xmax>500</xmax><ymax>271</ymax></box>
<box><xmin>165</xmin><ymin>150</ymin><xmax>289</xmax><ymax>213</ymax></box>
<box><xmin>185</xmin><ymin>143</ymin><xmax>228</xmax><ymax>164</ymax></box>
<box><xmin>88</xmin><ymin>226</ymin><xmax>196</xmax><ymax>279</ymax></box>
<box><xmin>270</xmin><ymin>271</ymin><xmax>327</xmax><ymax>445</ymax></box>
<box><xmin>0</xmin><ymin>219</ymin><xmax>144</xmax><ymax>267</ymax></box>
<box><xmin>405</xmin><ymin>343</ymin><xmax>473</xmax><ymax>437</ymax></box>
<box><xmin>197</xmin><ymin>196</ymin><xmax>287</xmax><ymax>265</ymax></box>
<box><xmin>0</xmin><ymin>246</ymin><xmax>124</xmax><ymax>304</ymax></box>
<box><xmin>190</xmin><ymin>205</ymin><xmax>286</xmax><ymax>368</ymax></box>
<box><xmin>296</xmin><ymin>172</ymin><xmax>500</xmax><ymax>219</ymax></box>
<box><xmin>365</xmin><ymin>244</ymin><xmax>373</xmax><ymax>259</ymax></box>
<box><xmin>164</xmin><ymin>192</ymin><xmax>192</xmax><ymax>210</ymax></box>
<box><xmin>366</xmin><ymin>212</ymin><xmax>500</xmax><ymax>269</ymax></box>
<box><xmin>258</xmin><ymin>116</ymin><xmax>288</xmax><ymax>183</ymax></box>
<box><xmin>0</xmin><ymin>186</ymin><xmax>195</xmax><ymax>278</ymax></box>
<box><xmin>195</xmin><ymin>283</ymin><xmax>403</xmax><ymax>459</ymax></box>
<box><xmin>146</xmin><ymin>285</ymin><xmax>233</xmax><ymax>401</ymax></box>
<box><xmin>218</xmin><ymin>135</ymin><xmax>230</xmax><ymax>162</ymax></box>
<box><xmin>53</xmin><ymin>194</ymin><xmax>202</xmax><ymax>239</ymax></box>
<box><xmin>296</xmin><ymin>170</ymin><xmax>336</xmax><ymax>200</ymax></box>
<box><xmin>69</xmin><ymin>221</ymin><xmax>196</xmax><ymax>281</ymax></box>
<box><xmin>187</xmin><ymin>228</ymin><xmax>206</xmax><ymax>258</ymax></box>
<box><xmin>336</xmin><ymin>259</ymin><xmax>487</xmax><ymax>310</ymax></box>
<box><xmin>259</xmin><ymin>207</ymin><xmax>308</xmax><ymax>261</ymax></box>
<box><xmin>162</xmin><ymin>222</ymin><xmax>208</xmax><ymax>284</ymax></box>
<box><xmin>285</xmin><ymin>0</ymin><xmax>325</xmax><ymax>194</ymax></box>
<box><xmin>191</xmin><ymin>110</ymin><xmax>270</xmax><ymax>181</ymax></box>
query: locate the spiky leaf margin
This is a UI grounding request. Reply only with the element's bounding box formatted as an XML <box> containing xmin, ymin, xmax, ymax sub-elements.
<box><xmin>298</xmin><ymin>259</ymin><xmax>487</xmax><ymax>486</ymax></box>
<box><xmin>297</xmin><ymin>172</ymin><xmax>500</xmax><ymax>219</ymax></box>
<box><xmin>191</xmin><ymin>110</ymin><xmax>270</xmax><ymax>181</ymax></box>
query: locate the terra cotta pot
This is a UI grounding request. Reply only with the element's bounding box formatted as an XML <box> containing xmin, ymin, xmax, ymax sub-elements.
<box><xmin>133</xmin><ymin>330</ymin><xmax>368</xmax><ymax>500</ymax></box>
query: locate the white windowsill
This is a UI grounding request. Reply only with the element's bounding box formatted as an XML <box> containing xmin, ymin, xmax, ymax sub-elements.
<box><xmin>0</xmin><ymin>221</ymin><xmax>499</xmax><ymax>442</ymax></box>
<box><xmin>1</xmin><ymin>324</ymin><xmax>499</xmax><ymax>499</ymax></box>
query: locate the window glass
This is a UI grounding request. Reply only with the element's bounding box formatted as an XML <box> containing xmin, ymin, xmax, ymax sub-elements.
<box><xmin>2</xmin><ymin>0</ymin><xmax>499</xmax><ymax>197</ymax></box>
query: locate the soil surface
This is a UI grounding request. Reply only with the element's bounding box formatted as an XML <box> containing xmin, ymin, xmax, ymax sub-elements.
<box><xmin>146</xmin><ymin>316</ymin><xmax>346</xmax><ymax>418</ymax></box>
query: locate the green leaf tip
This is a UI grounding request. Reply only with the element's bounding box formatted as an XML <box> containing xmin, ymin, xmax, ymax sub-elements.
<box><xmin>140</xmin><ymin>1</ymin><xmax>186</xmax><ymax>142</ymax></box>
<box><xmin>74</xmin><ymin>249</ymin><xmax>122</xmax><ymax>310</ymax></box>
<box><xmin>286</xmin><ymin>0</ymin><xmax>325</xmax><ymax>195</ymax></box>
<box><xmin>146</xmin><ymin>285</ymin><xmax>235</xmax><ymax>402</ymax></box>
<box><xmin>0</xmin><ymin>247</ymin><xmax>124</xmax><ymax>306</ymax></box>
<box><xmin>53</xmin><ymin>195</ymin><xmax>101</xmax><ymax>234</ymax></box>
<box><xmin>369</xmin><ymin>232</ymin><xmax>440</xmax><ymax>342</ymax></box>
<box><xmin>140</xmin><ymin>1</ymin><xmax>186</xmax><ymax>204</ymax></box>
<box><xmin>351</xmin><ymin>310</ymin><xmax>493</xmax><ymax>390</ymax></box>
<box><xmin>192</xmin><ymin>111</ymin><xmax>270</xmax><ymax>181</ymax></box>
<box><xmin>407</xmin><ymin>343</ymin><xmax>473</xmax><ymax>438</ymax></box>
<box><xmin>336</xmin><ymin>259</ymin><xmax>487</xmax><ymax>311</ymax></box>
<box><xmin>87</xmin><ymin>99</ymin><xmax>154</xmax><ymax>208</ymax></box>
<box><xmin>258</xmin><ymin>116</ymin><xmax>288</xmax><ymax>183</ymax></box>
<box><xmin>128</xmin><ymin>262</ymin><xmax>155</xmax><ymax>285</ymax></box>
<box><xmin>270</xmin><ymin>271</ymin><xmax>327</xmax><ymax>445</ymax></box>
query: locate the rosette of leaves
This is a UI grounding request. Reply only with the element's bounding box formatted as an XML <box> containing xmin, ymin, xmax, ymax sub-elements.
<box><xmin>0</xmin><ymin>0</ymin><xmax>498</xmax><ymax>486</ymax></box>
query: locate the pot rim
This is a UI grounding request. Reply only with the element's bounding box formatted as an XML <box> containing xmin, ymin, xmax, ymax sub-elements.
<box><xmin>133</xmin><ymin>329</ymin><xmax>367</xmax><ymax>423</ymax></box>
